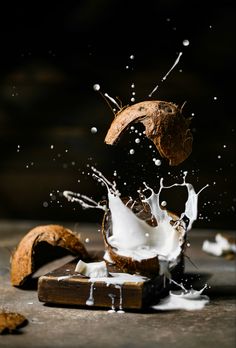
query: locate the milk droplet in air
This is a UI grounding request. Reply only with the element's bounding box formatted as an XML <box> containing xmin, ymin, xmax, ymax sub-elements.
<box><xmin>183</xmin><ymin>39</ymin><xmax>190</xmax><ymax>46</ymax></box>
<box><xmin>130</xmin><ymin>55</ymin><xmax>135</xmax><ymax>60</ymax></box>
<box><xmin>91</xmin><ymin>127</ymin><xmax>98</xmax><ymax>134</ymax></box>
<box><xmin>85</xmin><ymin>238</ymin><xmax>90</xmax><ymax>243</ymax></box>
<box><xmin>135</xmin><ymin>138</ymin><xmax>140</xmax><ymax>144</ymax></box>
<box><xmin>129</xmin><ymin>149</ymin><xmax>135</xmax><ymax>155</ymax></box>
<box><xmin>93</xmin><ymin>84</ymin><xmax>100</xmax><ymax>91</ymax></box>
<box><xmin>131</xmin><ymin>83</ymin><xmax>135</xmax><ymax>88</ymax></box>
<box><xmin>213</xmin><ymin>96</ymin><xmax>217</xmax><ymax>100</ymax></box>
<box><xmin>131</xmin><ymin>97</ymin><xmax>135</xmax><ymax>102</ymax></box>
<box><xmin>50</xmin><ymin>145</ymin><xmax>54</xmax><ymax>149</ymax></box>
<box><xmin>161</xmin><ymin>201</ymin><xmax>167</xmax><ymax>207</ymax></box>
<box><xmin>154</xmin><ymin>159</ymin><xmax>161</xmax><ymax>166</ymax></box>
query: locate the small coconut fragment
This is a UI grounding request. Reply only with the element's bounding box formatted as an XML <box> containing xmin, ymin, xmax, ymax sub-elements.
<box><xmin>105</xmin><ymin>100</ymin><xmax>193</xmax><ymax>166</ymax></box>
<box><xmin>10</xmin><ymin>224</ymin><xmax>89</xmax><ymax>287</ymax></box>
<box><xmin>75</xmin><ymin>260</ymin><xmax>108</xmax><ymax>277</ymax></box>
<box><xmin>202</xmin><ymin>233</ymin><xmax>236</xmax><ymax>258</ymax></box>
<box><xmin>0</xmin><ymin>312</ymin><xmax>28</xmax><ymax>334</ymax></box>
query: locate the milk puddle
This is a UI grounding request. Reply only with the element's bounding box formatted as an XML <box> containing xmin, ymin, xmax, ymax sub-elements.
<box><xmin>152</xmin><ymin>282</ymin><xmax>209</xmax><ymax>311</ymax></box>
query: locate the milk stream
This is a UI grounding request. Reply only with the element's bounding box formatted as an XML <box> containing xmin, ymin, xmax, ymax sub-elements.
<box><xmin>108</xmin><ymin>293</ymin><xmax>116</xmax><ymax>313</ymax></box>
<box><xmin>86</xmin><ymin>282</ymin><xmax>95</xmax><ymax>306</ymax></box>
<box><xmin>87</xmin><ymin>273</ymin><xmax>148</xmax><ymax>313</ymax></box>
<box><xmin>64</xmin><ymin>167</ymin><xmax>209</xmax><ymax>312</ymax></box>
<box><xmin>149</xmin><ymin>51</ymin><xmax>183</xmax><ymax>97</ymax></box>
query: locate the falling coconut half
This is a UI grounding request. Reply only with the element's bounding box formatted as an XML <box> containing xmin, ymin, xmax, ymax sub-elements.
<box><xmin>105</xmin><ymin>100</ymin><xmax>193</xmax><ymax>166</ymax></box>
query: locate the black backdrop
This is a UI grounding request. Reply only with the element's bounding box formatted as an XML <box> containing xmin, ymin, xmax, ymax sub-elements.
<box><xmin>0</xmin><ymin>0</ymin><xmax>235</xmax><ymax>229</ymax></box>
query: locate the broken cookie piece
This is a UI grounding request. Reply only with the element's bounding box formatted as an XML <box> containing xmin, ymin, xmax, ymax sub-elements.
<box><xmin>105</xmin><ymin>100</ymin><xmax>193</xmax><ymax>166</ymax></box>
<box><xmin>10</xmin><ymin>224</ymin><xmax>89</xmax><ymax>288</ymax></box>
<box><xmin>0</xmin><ymin>312</ymin><xmax>28</xmax><ymax>334</ymax></box>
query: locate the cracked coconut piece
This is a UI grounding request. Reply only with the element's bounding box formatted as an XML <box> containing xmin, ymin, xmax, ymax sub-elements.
<box><xmin>0</xmin><ymin>312</ymin><xmax>28</xmax><ymax>334</ymax></box>
<box><xmin>101</xmin><ymin>201</ymin><xmax>185</xmax><ymax>278</ymax></box>
<box><xmin>105</xmin><ymin>100</ymin><xmax>193</xmax><ymax>166</ymax></box>
<box><xmin>10</xmin><ymin>224</ymin><xmax>89</xmax><ymax>287</ymax></box>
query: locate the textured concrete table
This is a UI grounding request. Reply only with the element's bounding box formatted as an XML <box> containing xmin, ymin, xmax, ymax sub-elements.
<box><xmin>0</xmin><ymin>220</ymin><xmax>235</xmax><ymax>348</ymax></box>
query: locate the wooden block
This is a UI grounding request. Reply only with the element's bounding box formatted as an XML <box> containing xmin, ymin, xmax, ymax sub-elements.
<box><xmin>38</xmin><ymin>257</ymin><xmax>184</xmax><ymax>310</ymax></box>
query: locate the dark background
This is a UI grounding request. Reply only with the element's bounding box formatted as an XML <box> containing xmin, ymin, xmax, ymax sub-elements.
<box><xmin>0</xmin><ymin>0</ymin><xmax>235</xmax><ymax>229</ymax></box>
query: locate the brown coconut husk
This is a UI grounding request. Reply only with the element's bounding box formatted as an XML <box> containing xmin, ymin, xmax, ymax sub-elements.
<box><xmin>105</xmin><ymin>100</ymin><xmax>193</xmax><ymax>166</ymax></box>
<box><xmin>10</xmin><ymin>224</ymin><xmax>89</xmax><ymax>288</ymax></box>
<box><xmin>0</xmin><ymin>312</ymin><xmax>28</xmax><ymax>334</ymax></box>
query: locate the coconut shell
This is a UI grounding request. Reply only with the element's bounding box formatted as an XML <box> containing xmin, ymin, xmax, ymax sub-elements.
<box><xmin>105</xmin><ymin>100</ymin><xmax>193</xmax><ymax>166</ymax></box>
<box><xmin>0</xmin><ymin>312</ymin><xmax>28</xmax><ymax>334</ymax></box>
<box><xmin>101</xmin><ymin>200</ymin><xmax>186</xmax><ymax>278</ymax></box>
<box><xmin>10</xmin><ymin>224</ymin><xmax>89</xmax><ymax>287</ymax></box>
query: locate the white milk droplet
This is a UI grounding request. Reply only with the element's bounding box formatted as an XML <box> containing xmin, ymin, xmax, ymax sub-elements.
<box><xmin>183</xmin><ymin>39</ymin><xmax>190</xmax><ymax>46</ymax></box>
<box><xmin>130</xmin><ymin>55</ymin><xmax>135</xmax><ymax>60</ymax></box>
<box><xmin>50</xmin><ymin>145</ymin><xmax>54</xmax><ymax>149</ymax></box>
<box><xmin>126</xmin><ymin>66</ymin><xmax>129</xmax><ymax>69</ymax></box>
<box><xmin>135</xmin><ymin>138</ymin><xmax>140</xmax><ymax>144</ymax></box>
<box><xmin>129</xmin><ymin>149</ymin><xmax>135</xmax><ymax>155</ymax></box>
<box><xmin>131</xmin><ymin>83</ymin><xmax>135</xmax><ymax>88</ymax></box>
<box><xmin>213</xmin><ymin>96</ymin><xmax>217</xmax><ymax>100</ymax></box>
<box><xmin>85</xmin><ymin>238</ymin><xmax>90</xmax><ymax>243</ymax></box>
<box><xmin>161</xmin><ymin>201</ymin><xmax>167</xmax><ymax>207</ymax></box>
<box><xmin>91</xmin><ymin>127</ymin><xmax>98</xmax><ymax>134</ymax></box>
<box><xmin>217</xmin><ymin>155</ymin><xmax>221</xmax><ymax>159</ymax></box>
<box><xmin>131</xmin><ymin>97</ymin><xmax>135</xmax><ymax>102</ymax></box>
<box><xmin>155</xmin><ymin>159</ymin><xmax>161</xmax><ymax>166</ymax></box>
<box><xmin>93</xmin><ymin>84</ymin><xmax>100</xmax><ymax>91</ymax></box>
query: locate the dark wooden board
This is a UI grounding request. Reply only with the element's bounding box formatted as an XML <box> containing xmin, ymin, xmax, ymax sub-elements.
<box><xmin>38</xmin><ymin>257</ymin><xmax>184</xmax><ymax>310</ymax></box>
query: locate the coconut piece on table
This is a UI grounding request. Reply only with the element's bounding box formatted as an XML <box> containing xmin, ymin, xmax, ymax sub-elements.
<box><xmin>202</xmin><ymin>233</ymin><xmax>236</xmax><ymax>258</ymax></box>
<box><xmin>0</xmin><ymin>312</ymin><xmax>28</xmax><ymax>334</ymax></box>
<box><xmin>75</xmin><ymin>260</ymin><xmax>108</xmax><ymax>278</ymax></box>
<box><xmin>10</xmin><ymin>224</ymin><xmax>89</xmax><ymax>288</ymax></box>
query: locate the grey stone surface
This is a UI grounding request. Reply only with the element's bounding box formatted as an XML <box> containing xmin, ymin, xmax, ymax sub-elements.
<box><xmin>0</xmin><ymin>220</ymin><xmax>235</xmax><ymax>348</ymax></box>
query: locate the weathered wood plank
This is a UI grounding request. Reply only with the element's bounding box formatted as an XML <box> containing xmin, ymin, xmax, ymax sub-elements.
<box><xmin>38</xmin><ymin>257</ymin><xmax>184</xmax><ymax>310</ymax></box>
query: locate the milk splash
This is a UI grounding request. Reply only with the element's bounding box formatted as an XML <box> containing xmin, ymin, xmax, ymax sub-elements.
<box><xmin>64</xmin><ymin>168</ymin><xmax>208</xmax><ymax>265</ymax></box>
<box><xmin>64</xmin><ymin>167</ymin><xmax>209</xmax><ymax>312</ymax></box>
<box><xmin>152</xmin><ymin>282</ymin><xmax>209</xmax><ymax>311</ymax></box>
